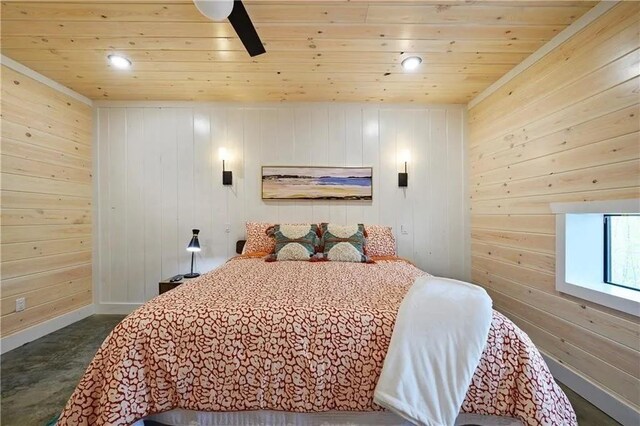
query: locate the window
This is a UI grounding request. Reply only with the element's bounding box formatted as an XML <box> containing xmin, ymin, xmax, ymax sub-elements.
<box><xmin>604</xmin><ymin>215</ymin><xmax>640</xmax><ymax>291</ymax></box>
<box><xmin>552</xmin><ymin>199</ymin><xmax>640</xmax><ymax>317</ymax></box>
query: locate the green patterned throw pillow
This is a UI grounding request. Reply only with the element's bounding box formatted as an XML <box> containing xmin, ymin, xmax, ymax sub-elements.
<box><xmin>320</xmin><ymin>223</ymin><xmax>369</xmax><ymax>262</ymax></box>
<box><xmin>267</xmin><ymin>224</ymin><xmax>319</xmax><ymax>261</ymax></box>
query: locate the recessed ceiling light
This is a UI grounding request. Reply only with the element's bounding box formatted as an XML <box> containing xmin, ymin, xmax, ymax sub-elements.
<box><xmin>107</xmin><ymin>54</ymin><xmax>132</xmax><ymax>69</ymax></box>
<box><xmin>401</xmin><ymin>56</ymin><xmax>422</xmax><ymax>71</ymax></box>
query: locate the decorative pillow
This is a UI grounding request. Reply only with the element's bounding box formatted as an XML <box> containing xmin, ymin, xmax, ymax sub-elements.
<box><xmin>267</xmin><ymin>224</ymin><xmax>319</xmax><ymax>261</ymax></box>
<box><xmin>364</xmin><ymin>225</ymin><xmax>397</xmax><ymax>257</ymax></box>
<box><xmin>320</xmin><ymin>223</ymin><xmax>368</xmax><ymax>262</ymax></box>
<box><xmin>244</xmin><ymin>222</ymin><xmax>276</xmax><ymax>254</ymax></box>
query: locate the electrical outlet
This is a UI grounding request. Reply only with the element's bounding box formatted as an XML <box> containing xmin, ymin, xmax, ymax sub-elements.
<box><xmin>224</xmin><ymin>223</ymin><xmax>231</xmax><ymax>234</ymax></box>
<box><xmin>15</xmin><ymin>297</ymin><xmax>26</xmax><ymax>312</ymax></box>
<box><xmin>400</xmin><ymin>224</ymin><xmax>409</xmax><ymax>235</ymax></box>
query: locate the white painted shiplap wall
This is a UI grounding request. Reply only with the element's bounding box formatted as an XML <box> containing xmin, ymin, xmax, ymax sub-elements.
<box><xmin>95</xmin><ymin>103</ymin><xmax>468</xmax><ymax>308</ymax></box>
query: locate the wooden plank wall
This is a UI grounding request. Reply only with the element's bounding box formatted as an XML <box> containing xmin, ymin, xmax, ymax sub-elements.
<box><xmin>0</xmin><ymin>65</ymin><xmax>93</xmax><ymax>337</ymax></box>
<box><xmin>95</xmin><ymin>103</ymin><xmax>467</xmax><ymax>306</ymax></box>
<box><xmin>468</xmin><ymin>3</ymin><xmax>640</xmax><ymax>411</ymax></box>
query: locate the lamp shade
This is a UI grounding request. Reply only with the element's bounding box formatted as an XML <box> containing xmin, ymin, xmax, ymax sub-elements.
<box><xmin>187</xmin><ymin>229</ymin><xmax>201</xmax><ymax>252</ymax></box>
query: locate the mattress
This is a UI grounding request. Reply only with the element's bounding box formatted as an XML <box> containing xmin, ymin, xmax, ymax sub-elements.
<box><xmin>58</xmin><ymin>257</ymin><xmax>575</xmax><ymax>425</ymax></box>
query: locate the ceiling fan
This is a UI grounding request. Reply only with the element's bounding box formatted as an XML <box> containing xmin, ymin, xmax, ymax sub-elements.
<box><xmin>194</xmin><ymin>0</ymin><xmax>266</xmax><ymax>57</ymax></box>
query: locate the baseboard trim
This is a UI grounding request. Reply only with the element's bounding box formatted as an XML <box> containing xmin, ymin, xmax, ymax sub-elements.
<box><xmin>1</xmin><ymin>304</ymin><xmax>95</xmax><ymax>354</ymax></box>
<box><xmin>542</xmin><ymin>351</ymin><xmax>639</xmax><ymax>426</ymax></box>
<box><xmin>95</xmin><ymin>303</ymin><xmax>142</xmax><ymax>314</ymax></box>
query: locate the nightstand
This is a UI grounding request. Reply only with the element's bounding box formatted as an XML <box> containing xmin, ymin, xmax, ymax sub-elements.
<box><xmin>159</xmin><ymin>276</ymin><xmax>195</xmax><ymax>295</ymax></box>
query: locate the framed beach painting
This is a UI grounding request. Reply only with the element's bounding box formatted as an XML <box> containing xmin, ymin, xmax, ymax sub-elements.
<box><xmin>262</xmin><ymin>166</ymin><xmax>373</xmax><ymax>200</ymax></box>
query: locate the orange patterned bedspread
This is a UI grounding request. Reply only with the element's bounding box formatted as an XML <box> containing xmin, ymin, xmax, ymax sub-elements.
<box><xmin>59</xmin><ymin>258</ymin><xmax>575</xmax><ymax>425</ymax></box>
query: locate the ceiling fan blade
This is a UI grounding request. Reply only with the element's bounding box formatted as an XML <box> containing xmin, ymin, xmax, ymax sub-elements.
<box><xmin>228</xmin><ymin>0</ymin><xmax>266</xmax><ymax>57</ymax></box>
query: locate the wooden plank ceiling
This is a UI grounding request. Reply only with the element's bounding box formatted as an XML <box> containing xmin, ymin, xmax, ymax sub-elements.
<box><xmin>0</xmin><ymin>1</ymin><xmax>597</xmax><ymax>103</ymax></box>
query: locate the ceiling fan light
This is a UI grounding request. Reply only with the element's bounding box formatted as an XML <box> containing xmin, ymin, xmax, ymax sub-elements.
<box><xmin>401</xmin><ymin>56</ymin><xmax>422</xmax><ymax>71</ymax></box>
<box><xmin>107</xmin><ymin>54</ymin><xmax>132</xmax><ymax>69</ymax></box>
<box><xmin>194</xmin><ymin>0</ymin><xmax>234</xmax><ymax>21</ymax></box>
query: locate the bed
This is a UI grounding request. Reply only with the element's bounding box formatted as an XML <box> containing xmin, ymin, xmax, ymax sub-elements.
<box><xmin>58</xmin><ymin>256</ymin><xmax>576</xmax><ymax>426</ymax></box>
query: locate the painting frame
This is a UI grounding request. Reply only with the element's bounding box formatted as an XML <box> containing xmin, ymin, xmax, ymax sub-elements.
<box><xmin>261</xmin><ymin>166</ymin><xmax>373</xmax><ymax>200</ymax></box>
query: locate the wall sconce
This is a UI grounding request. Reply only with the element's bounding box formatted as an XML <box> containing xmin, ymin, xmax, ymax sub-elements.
<box><xmin>219</xmin><ymin>147</ymin><xmax>232</xmax><ymax>185</ymax></box>
<box><xmin>398</xmin><ymin>149</ymin><xmax>410</xmax><ymax>187</ymax></box>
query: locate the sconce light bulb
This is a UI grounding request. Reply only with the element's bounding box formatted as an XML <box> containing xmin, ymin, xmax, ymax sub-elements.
<box><xmin>401</xmin><ymin>149</ymin><xmax>411</xmax><ymax>164</ymax></box>
<box><xmin>218</xmin><ymin>147</ymin><xmax>229</xmax><ymax>161</ymax></box>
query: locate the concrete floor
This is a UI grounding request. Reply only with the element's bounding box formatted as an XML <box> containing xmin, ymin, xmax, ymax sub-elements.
<box><xmin>0</xmin><ymin>315</ymin><xmax>621</xmax><ymax>426</ymax></box>
<box><xmin>1</xmin><ymin>315</ymin><xmax>124</xmax><ymax>426</ymax></box>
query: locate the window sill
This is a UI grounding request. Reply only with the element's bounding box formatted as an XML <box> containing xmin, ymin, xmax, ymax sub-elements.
<box><xmin>557</xmin><ymin>279</ymin><xmax>640</xmax><ymax>316</ymax></box>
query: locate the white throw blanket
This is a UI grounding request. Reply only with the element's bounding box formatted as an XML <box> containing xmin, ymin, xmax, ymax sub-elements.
<box><xmin>374</xmin><ymin>276</ymin><xmax>493</xmax><ymax>426</ymax></box>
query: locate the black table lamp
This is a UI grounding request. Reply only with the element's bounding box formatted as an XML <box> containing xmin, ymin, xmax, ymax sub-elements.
<box><xmin>185</xmin><ymin>229</ymin><xmax>201</xmax><ymax>278</ymax></box>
